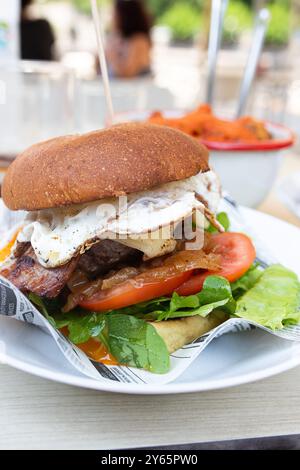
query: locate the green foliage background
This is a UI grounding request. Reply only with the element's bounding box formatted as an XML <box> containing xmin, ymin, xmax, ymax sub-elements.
<box><xmin>45</xmin><ymin>1</ymin><xmax>292</xmax><ymax>46</ymax></box>
<box><xmin>159</xmin><ymin>3</ymin><xmax>202</xmax><ymax>41</ymax></box>
<box><xmin>265</xmin><ymin>1</ymin><xmax>290</xmax><ymax>46</ymax></box>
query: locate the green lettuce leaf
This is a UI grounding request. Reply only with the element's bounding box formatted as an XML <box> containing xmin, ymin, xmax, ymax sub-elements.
<box><xmin>235</xmin><ymin>264</ymin><xmax>300</xmax><ymax>329</ymax></box>
<box><xmin>231</xmin><ymin>264</ymin><xmax>263</xmax><ymax>299</ymax></box>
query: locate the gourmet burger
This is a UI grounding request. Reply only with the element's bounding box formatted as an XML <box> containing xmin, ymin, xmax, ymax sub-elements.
<box><xmin>0</xmin><ymin>123</ymin><xmax>256</xmax><ymax>373</ymax></box>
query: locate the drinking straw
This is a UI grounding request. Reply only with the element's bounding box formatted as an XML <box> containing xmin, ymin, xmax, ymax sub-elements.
<box><xmin>90</xmin><ymin>0</ymin><xmax>114</xmax><ymax>125</ymax></box>
<box><xmin>236</xmin><ymin>8</ymin><xmax>270</xmax><ymax>118</ymax></box>
<box><xmin>206</xmin><ymin>0</ymin><xmax>228</xmax><ymax>105</ymax></box>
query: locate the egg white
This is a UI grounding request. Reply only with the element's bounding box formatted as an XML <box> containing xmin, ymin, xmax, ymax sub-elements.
<box><xmin>16</xmin><ymin>170</ymin><xmax>221</xmax><ymax>268</ymax></box>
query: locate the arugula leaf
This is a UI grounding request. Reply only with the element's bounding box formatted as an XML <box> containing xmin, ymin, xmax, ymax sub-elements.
<box><xmin>106</xmin><ymin>314</ymin><xmax>169</xmax><ymax>373</ymax></box>
<box><xmin>67</xmin><ymin>313</ymin><xmax>106</xmax><ymax>344</ymax></box>
<box><xmin>30</xmin><ymin>295</ymin><xmax>169</xmax><ymax>373</ymax></box>
<box><xmin>169</xmin><ymin>292</ymin><xmax>199</xmax><ymax>311</ymax></box>
<box><xmin>231</xmin><ymin>264</ymin><xmax>263</xmax><ymax>299</ymax></box>
<box><xmin>198</xmin><ymin>275</ymin><xmax>234</xmax><ymax>307</ymax></box>
<box><xmin>29</xmin><ymin>294</ymin><xmax>107</xmax><ymax>343</ymax></box>
<box><xmin>207</xmin><ymin>212</ymin><xmax>230</xmax><ymax>233</ymax></box>
<box><xmin>235</xmin><ymin>264</ymin><xmax>300</xmax><ymax>329</ymax></box>
<box><xmin>167</xmin><ymin>275</ymin><xmax>235</xmax><ymax>318</ymax></box>
<box><xmin>165</xmin><ymin>293</ymin><xmax>230</xmax><ymax>319</ymax></box>
<box><xmin>29</xmin><ymin>293</ymin><xmax>57</xmax><ymax>328</ymax></box>
<box><xmin>51</xmin><ymin>277</ymin><xmax>234</xmax><ymax>371</ymax></box>
<box><xmin>128</xmin><ymin>275</ymin><xmax>236</xmax><ymax>321</ymax></box>
<box><xmin>58</xmin><ymin>312</ymin><xmax>169</xmax><ymax>374</ymax></box>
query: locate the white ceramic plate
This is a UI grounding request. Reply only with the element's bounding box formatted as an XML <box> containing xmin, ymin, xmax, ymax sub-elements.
<box><xmin>277</xmin><ymin>172</ymin><xmax>300</xmax><ymax>220</ymax></box>
<box><xmin>1</xmin><ymin>207</ymin><xmax>300</xmax><ymax>395</ymax></box>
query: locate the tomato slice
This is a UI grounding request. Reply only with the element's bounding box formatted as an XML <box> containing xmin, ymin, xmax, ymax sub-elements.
<box><xmin>176</xmin><ymin>232</ymin><xmax>256</xmax><ymax>296</ymax></box>
<box><xmin>79</xmin><ymin>232</ymin><xmax>256</xmax><ymax>311</ymax></box>
<box><xmin>79</xmin><ymin>270</ymin><xmax>192</xmax><ymax>312</ymax></box>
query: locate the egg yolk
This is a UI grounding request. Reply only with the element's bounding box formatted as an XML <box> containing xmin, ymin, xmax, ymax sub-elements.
<box><xmin>60</xmin><ymin>327</ymin><xmax>118</xmax><ymax>365</ymax></box>
<box><xmin>78</xmin><ymin>338</ymin><xmax>118</xmax><ymax>365</ymax></box>
<box><xmin>0</xmin><ymin>230</ymin><xmax>20</xmax><ymax>262</ymax></box>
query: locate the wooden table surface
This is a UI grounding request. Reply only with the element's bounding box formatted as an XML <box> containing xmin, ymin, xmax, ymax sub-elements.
<box><xmin>1</xmin><ymin>154</ymin><xmax>300</xmax><ymax>450</ymax></box>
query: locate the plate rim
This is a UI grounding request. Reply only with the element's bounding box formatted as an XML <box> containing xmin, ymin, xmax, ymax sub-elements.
<box><xmin>2</xmin><ymin>342</ymin><xmax>300</xmax><ymax>395</ymax></box>
<box><xmin>2</xmin><ymin>207</ymin><xmax>300</xmax><ymax>394</ymax></box>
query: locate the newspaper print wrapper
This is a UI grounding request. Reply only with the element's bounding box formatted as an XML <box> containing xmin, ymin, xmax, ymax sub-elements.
<box><xmin>1</xmin><ymin>196</ymin><xmax>300</xmax><ymax>385</ymax></box>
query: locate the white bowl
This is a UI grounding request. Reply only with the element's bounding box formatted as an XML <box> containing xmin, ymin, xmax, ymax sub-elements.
<box><xmin>208</xmin><ymin>122</ymin><xmax>294</xmax><ymax>207</ymax></box>
<box><xmin>111</xmin><ymin>111</ymin><xmax>294</xmax><ymax>208</ymax></box>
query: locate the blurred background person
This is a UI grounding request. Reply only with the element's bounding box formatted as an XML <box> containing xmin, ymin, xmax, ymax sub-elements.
<box><xmin>20</xmin><ymin>0</ymin><xmax>55</xmax><ymax>61</ymax></box>
<box><xmin>105</xmin><ymin>0</ymin><xmax>152</xmax><ymax>78</ymax></box>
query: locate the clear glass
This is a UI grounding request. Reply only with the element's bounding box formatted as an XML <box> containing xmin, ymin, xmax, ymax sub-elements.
<box><xmin>0</xmin><ymin>60</ymin><xmax>75</xmax><ymax>161</ymax></box>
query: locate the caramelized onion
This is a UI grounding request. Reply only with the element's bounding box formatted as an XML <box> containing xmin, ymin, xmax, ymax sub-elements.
<box><xmin>64</xmin><ymin>246</ymin><xmax>220</xmax><ymax>311</ymax></box>
<box><xmin>65</xmin><ymin>271</ymin><xmax>103</xmax><ymax>312</ymax></box>
<box><xmin>67</xmin><ymin>269</ymin><xmax>90</xmax><ymax>292</ymax></box>
<box><xmin>132</xmin><ymin>249</ymin><xmax>220</xmax><ymax>284</ymax></box>
<box><xmin>101</xmin><ymin>267</ymin><xmax>139</xmax><ymax>290</ymax></box>
<box><xmin>65</xmin><ymin>267</ymin><xmax>139</xmax><ymax>312</ymax></box>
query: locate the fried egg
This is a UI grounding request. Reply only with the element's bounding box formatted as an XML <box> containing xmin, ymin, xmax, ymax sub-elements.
<box><xmin>16</xmin><ymin>170</ymin><xmax>221</xmax><ymax>268</ymax></box>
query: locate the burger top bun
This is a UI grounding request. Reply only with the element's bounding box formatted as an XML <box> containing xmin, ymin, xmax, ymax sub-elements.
<box><xmin>2</xmin><ymin>123</ymin><xmax>210</xmax><ymax>211</ymax></box>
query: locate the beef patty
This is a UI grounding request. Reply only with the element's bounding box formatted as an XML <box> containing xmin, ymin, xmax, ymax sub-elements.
<box><xmin>78</xmin><ymin>239</ymin><xmax>142</xmax><ymax>279</ymax></box>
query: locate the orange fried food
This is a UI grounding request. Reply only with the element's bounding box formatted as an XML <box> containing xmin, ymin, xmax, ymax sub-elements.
<box><xmin>148</xmin><ymin>105</ymin><xmax>271</xmax><ymax>143</ymax></box>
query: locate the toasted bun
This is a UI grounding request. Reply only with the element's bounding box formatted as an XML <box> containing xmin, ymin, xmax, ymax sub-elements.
<box><xmin>2</xmin><ymin>123</ymin><xmax>209</xmax><ymax>211</ymax></box>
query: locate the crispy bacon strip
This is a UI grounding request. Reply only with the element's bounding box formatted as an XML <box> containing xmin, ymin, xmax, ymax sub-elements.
<box><xmin>0</xmin><ymin>246</ymin><xmax>79</xmax><ymax>298</ymax></box>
